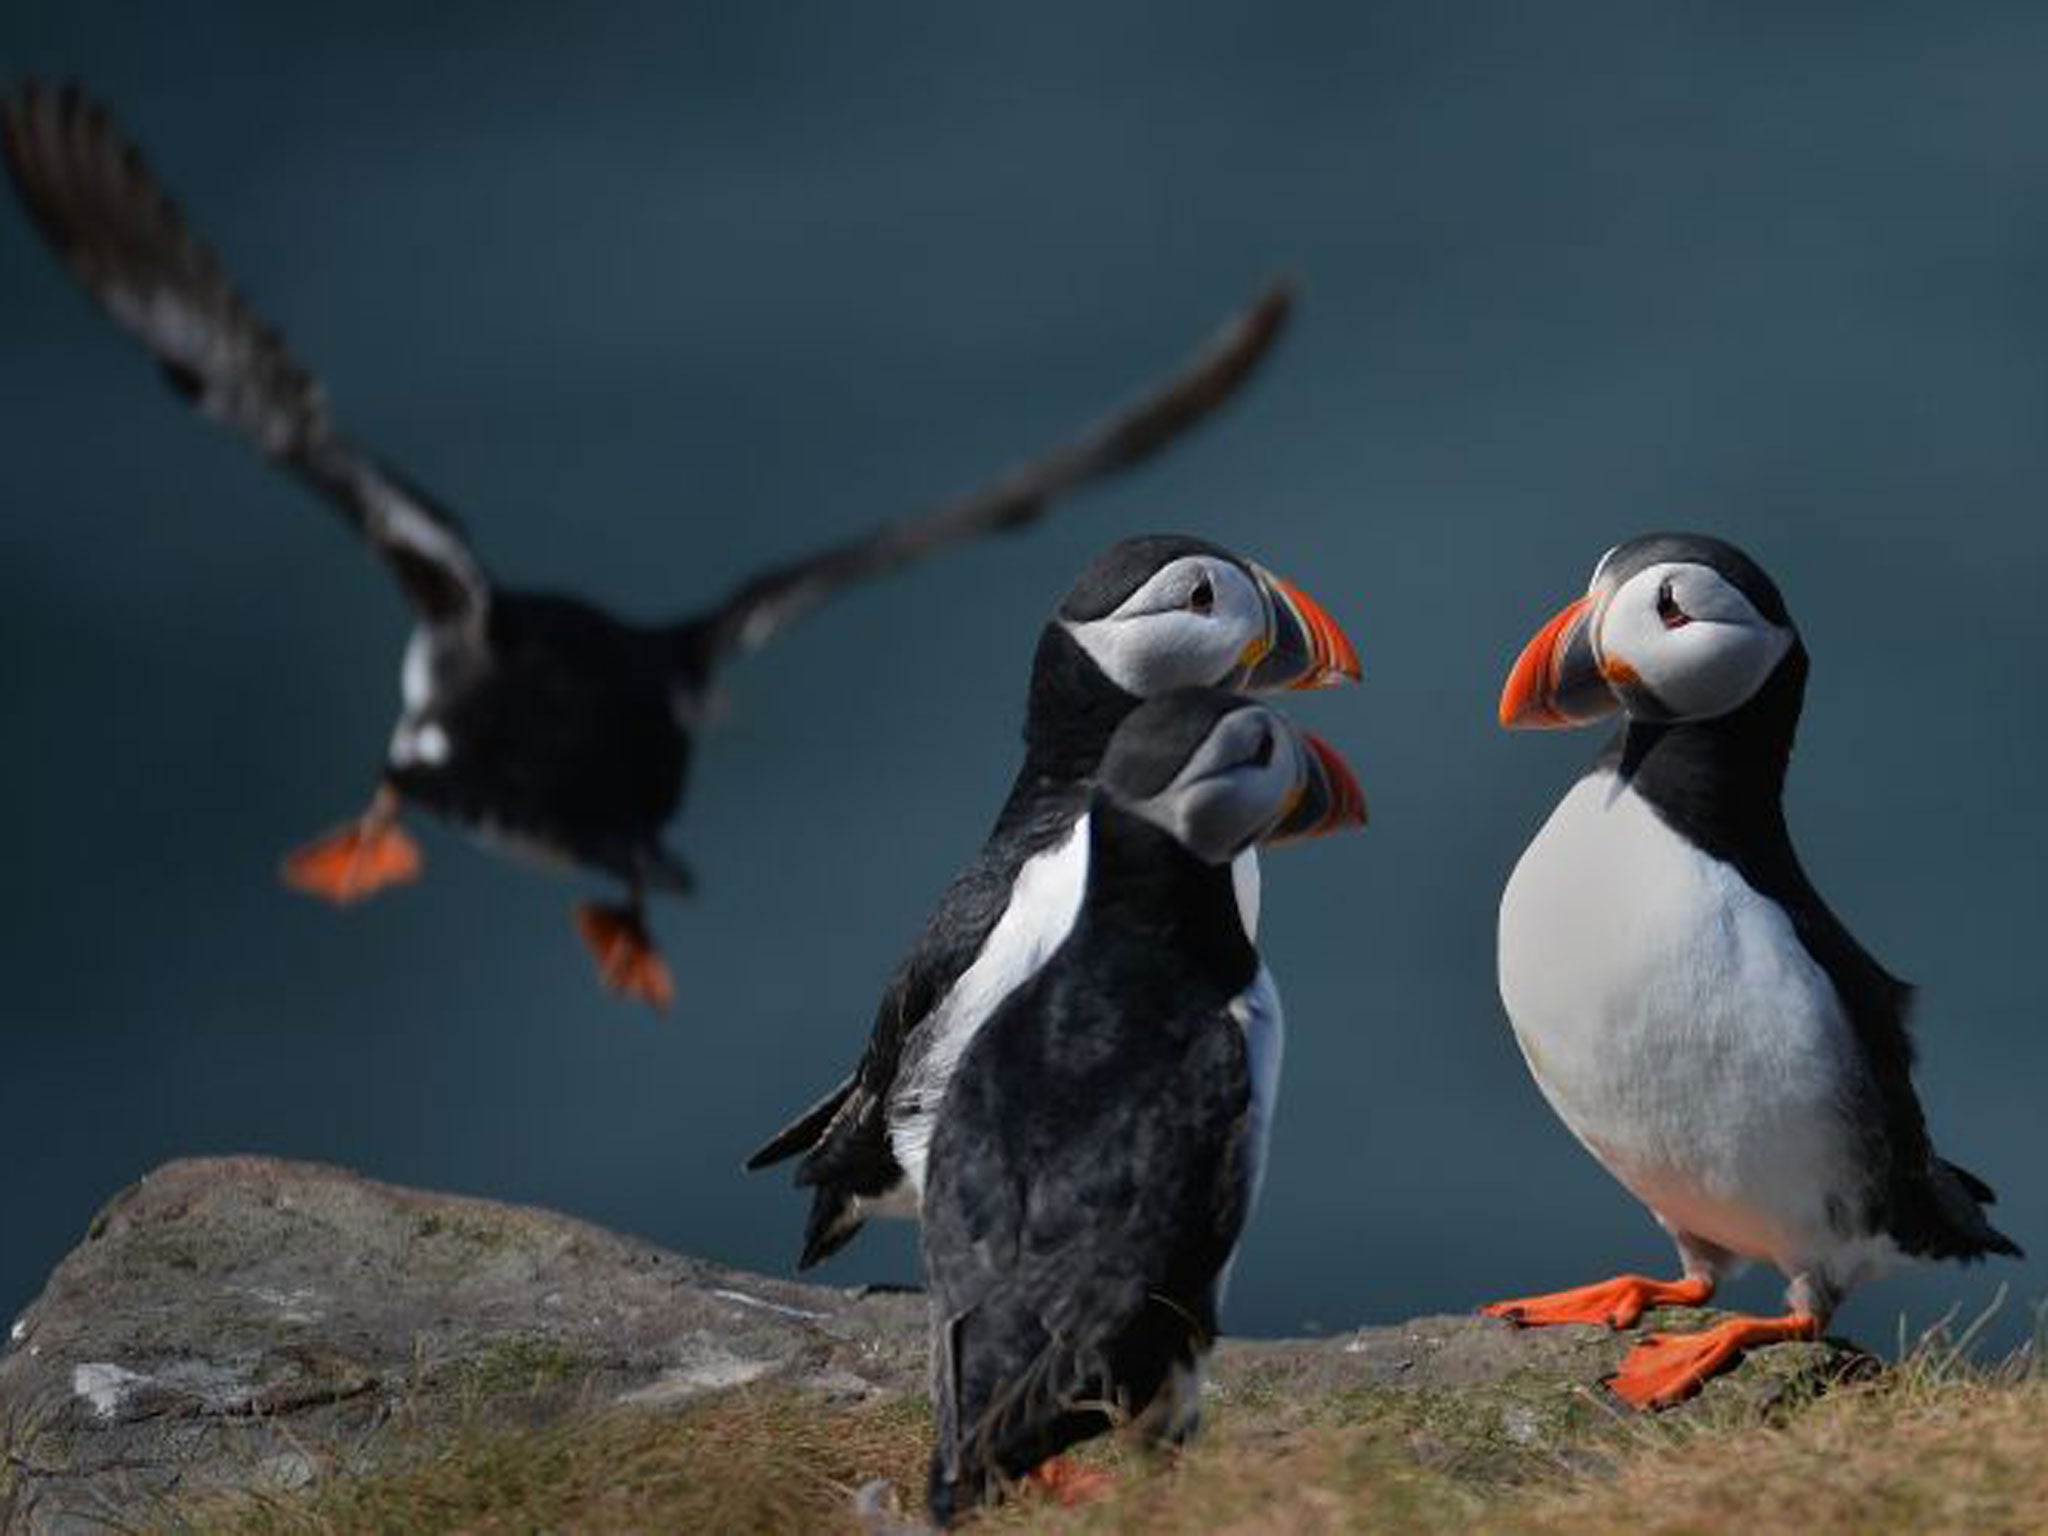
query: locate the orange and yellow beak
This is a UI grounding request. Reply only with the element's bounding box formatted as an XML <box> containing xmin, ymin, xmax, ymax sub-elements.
<box><xmin>1242</xmin><ymin>570</ymin><xmax>1363</xmax><ymax>692</ymax></box>
<box><xmin>1266</xmin><ymin>731</ymin><xmax>1369</xmax><ymax>845</ymax></box>
<box><xmin>1498</xmin><ymin>593</ymin><xmax>1620</xmax><ymax>731</ymax></box>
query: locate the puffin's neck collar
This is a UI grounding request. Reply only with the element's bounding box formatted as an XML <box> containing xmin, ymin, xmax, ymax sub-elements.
<box><xmin>1603</xmin><ymin>641</ymin><xmax>1808</xmax><ymax>857</ymax></box>
<box><xmin>1019</xmin><ymin>624</ymin><xmax>1140</xmax><ymax>785</ymax></box>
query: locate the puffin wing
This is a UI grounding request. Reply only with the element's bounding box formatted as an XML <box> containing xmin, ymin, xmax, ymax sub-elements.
<box><xmin>750</xmin><ymin>811</ymin><xmax>1058</xmax><ymax>1267</ymax></box>
<box><xmin>3</xmin><ymin>81</ymin><xmax>488</xmax><ymax>626</ymax></box>
<box><xmin>754</xmin><ymin>925</ymin><xmax>979</xmax><ymax>1267</ymax></box>
<box><xmin>923</xmin><ymin>980</ymin><xmax>1252</xmax><ymax>1514</ymax></box>
<box><xmin>1770</xmin><ymin>862</ymin><xmax>2020</xmax><ymax>1261</ymax></box>
<box><xmin>691</xmin><ymin>279</ymin><xmax>1295</xmax><ymax>662</ymax></box>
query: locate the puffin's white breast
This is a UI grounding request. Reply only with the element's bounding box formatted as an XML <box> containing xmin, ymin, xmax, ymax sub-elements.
<box><xmin>1498</xmin><ymin>770</ymin><xmax>1872</xmax><ymax>1273</ymax></box>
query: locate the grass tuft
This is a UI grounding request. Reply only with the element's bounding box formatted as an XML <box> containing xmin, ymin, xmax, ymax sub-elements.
<box><xmin>161</xmin><ymin>1328</ymin><xmax>2048</xmax><ymax>1536</ymax></box>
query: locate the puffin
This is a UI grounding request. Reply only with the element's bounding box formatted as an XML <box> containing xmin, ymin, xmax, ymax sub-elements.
<box><xmin>1</xmin><ymin>80</ymin><xmax>1295</xmax><ymax>1009</ymax></box>
<box><xmin>922</xmin><ymin>687</ymin><xmax>1366</xmax><ymax>1524</ymax></box>
<box><xmin>1487</xmin><ymin>532</ymin><xmax>2019</xmax><ymax>1408</ymax></box>
<box><xmin>747</xmin><ymin>534</ymin><xmax>1360</xmax><ymax>1263</ymax></box>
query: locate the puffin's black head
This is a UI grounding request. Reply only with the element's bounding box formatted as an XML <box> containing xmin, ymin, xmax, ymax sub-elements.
<box><xmin>1097</xmin><ymin>687</ymin><xmax>1366</xmax><ymax>865</ymax></box>
<box><xmin>1055</xmin><ymin>534</ymin><xmax>1362</xmax><ymax>698</ymax></box>
<box><xmin>1499</xmin><ymin>533</ymin><xmax>1799</xmax><ymax>731</ymax></box>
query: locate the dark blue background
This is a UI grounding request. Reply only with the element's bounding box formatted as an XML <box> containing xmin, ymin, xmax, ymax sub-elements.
<box><xmin>4</xmin><ymin>2</ymin><xmax>2043</xmax><ymax>1351</ymax></box>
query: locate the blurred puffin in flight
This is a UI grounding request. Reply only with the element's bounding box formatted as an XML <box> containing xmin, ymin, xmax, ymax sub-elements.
<box><xmin>1</xmin><ymin>80</ymin><xmax>1294</xmax><ymax>1008</ymax></box>
<box><xmin>748</xmin><ymin>534</ymin><xmax>1359</xmax><ymax>1263</ymax></box>
<box><xmin>1488</xmin><ymin>532</ymin><xmax>2018</xmax><ymax>1408</ymax></box>
<box><xmin>922</xmin><ymin>688</ymin><xmax>1365</xmax><ymax>1524</ymax></box>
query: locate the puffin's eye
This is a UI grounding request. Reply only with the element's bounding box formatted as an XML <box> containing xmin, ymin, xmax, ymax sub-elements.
<box><xmin>1656</xmin><ymin>578</ymin><xmax>1691</xmax><ymax>630</ymax></box>
<box><xmin>1188</xmin><ymin>573</ymin><xmax>1215</xmax><ymax>615</ymax></box>
<box><xmin>1249</xmin><ymin>727</ymin><xmax>1275</xmax><ymax>768</ymax></box>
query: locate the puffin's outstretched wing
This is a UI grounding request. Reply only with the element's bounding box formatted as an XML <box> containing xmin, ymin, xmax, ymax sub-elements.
<box><xmin>692</xmin><ymin>280</ymin><xmax>1295</xmax><ymax>662</ymax></box>
<box><xmin>3</xmin><ymin>81</ymin><xmax>487</xmax><ymax>625</ymax></box>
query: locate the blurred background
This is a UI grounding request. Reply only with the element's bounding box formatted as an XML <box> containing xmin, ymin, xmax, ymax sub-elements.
<box><xmin>3</xmin><ymin>1</ymin><xmax>2044</xmax><ymax>1352</ymax></box>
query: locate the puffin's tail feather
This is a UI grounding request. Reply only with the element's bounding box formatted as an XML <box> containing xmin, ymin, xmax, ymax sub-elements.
<box><xmin>1917</xmin><ymin>1158</ymin><xmax>2023</xmax><ymax>1262</ymax></box>
<box><xmin>745</xmin><ymin>1076</ymin><xmax>855</xmax><ymax>1171</ymax></box>
<box><xmin>798</xmin><ymin>1185</ymin><xmax>865</xmax><ymax>1271</ymax></box>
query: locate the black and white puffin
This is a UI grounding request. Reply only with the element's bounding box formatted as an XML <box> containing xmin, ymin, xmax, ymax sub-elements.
<box><xmin>922</xmin><ymin>688</ymin><xmax>1365</xmax><ymax>1524</ymax></box>
<box><xmin>747</xmin><ymin>534</ymin><xmax>1360</xmax><ymax>1263</ymax></box>
<box><xmin>1486</xmin><ymin>532</ymin><xmax>2019</xmax><ymax>1408</ymax></box>
<box><xmin>1</xmin><ymin>81</ymin><xmax>1294</xmax><ymax>1009</ymax></box>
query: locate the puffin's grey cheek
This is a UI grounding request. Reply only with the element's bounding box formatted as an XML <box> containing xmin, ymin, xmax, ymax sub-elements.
<box><xmin>1171</xmin><ymin>782</ymin><xmax>1264</xmax><ymax>864</ymax></box>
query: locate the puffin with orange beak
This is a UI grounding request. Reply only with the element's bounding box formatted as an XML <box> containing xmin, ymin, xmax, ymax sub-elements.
<box><xmin>1486</xmin><ymin>532</ymin><xmax>2018</xmax><ymax>1408</ymax></box>
<box><xmin>922</xmin><ymin>688</ymin><xmax>1366</xmax><ymax>1525</ymax></box>
<box><xmin>749</xmin><ymin>535</ymin><xmax>1359</xmax><ymax>1268</ymax></box>
<box><xmin>2</xmin><ymin>81</ymin><xmax>1295</xmax><ymax>1011</ymax></box>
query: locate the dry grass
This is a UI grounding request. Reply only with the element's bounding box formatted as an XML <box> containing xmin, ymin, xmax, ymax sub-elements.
<box><xmin>172</xmin><ymin>1326</ymin><xmax>2048</xmax><ymax>1536</ymax></box>
<box><xmin>975</xmin><ymin>1372</ymin><xmax>2048</xmax><ymax>1536</ymax></box>
<box><xmin>176</xmin><ymin>1391</ymin><xmax>931</xmax><ymax>1536</ymax></box>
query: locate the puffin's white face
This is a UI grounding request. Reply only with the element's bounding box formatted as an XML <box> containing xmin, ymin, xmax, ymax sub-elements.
<box><xmin>1500</xmin><ymin>536</ymin><xmax>1797</xmax><ymax>731</ymax></box>
<box><xmin>1108</xmin><ymin>697</ymin><xmax>1367</xmax><ymax>865</ymax></box>
<box><xmin>1594</xmin><ymin>560</ymin><xmax>1793</xmax><ymax>722</ymax></box>
<box><xmin>1062</xmin><ymin>554</ymin><xmax>1272</xmax><ymax>696</ymax></box>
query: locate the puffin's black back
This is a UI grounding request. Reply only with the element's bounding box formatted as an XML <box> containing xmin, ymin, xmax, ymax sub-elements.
<box><xmin>922</xmin><ymin>804</ymin><xmax>1259</xmax><ymax>1524</ymax></box>
<box><xmin>388</xmin><ymin>592</ymin><xmax>691</xmax><ymax>886</ymax></box>
<box><xmin>769</xmin><ymin>622</ymin><xmax>1144</xmax><ymax>1258</ymax></box>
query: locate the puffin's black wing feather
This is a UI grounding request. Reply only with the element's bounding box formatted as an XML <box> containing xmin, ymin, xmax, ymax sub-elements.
<box><xmin>1769</xmin><ymin>863</ymin><xmax>2021</xmax><ymax>1261</ymax></box>
<box><xmin>744</xmin><ymin>1074</ymin><xmax>855</xmax><ymax>1172</ymax></box>
<box><xmin>2</xmin><ymin>81</ymin><xmax>488</xmax><ymax>625</ymax></box>
<box><xmin>757</xmin><ymin>781</ymin><xmax>1085</xmax><ymax>1269</ymax></box>
<box><xmin>689</xmin><ymin>281</ymin><xmax>1294</xmax><ymax>662</ymax></box>
<box><xmin>923</xmin><ymin>965</ymin><xmax>1252</xmax><ymax>1523</ymax></box>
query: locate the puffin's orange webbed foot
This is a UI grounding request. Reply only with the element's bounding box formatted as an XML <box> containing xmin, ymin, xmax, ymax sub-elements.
<box><xmin>280</xmin><ymin>814</ymin><xmax>422</xmax><ymax>904</ymax></box>
<box><xmin>575</xmin><ymin>901</ymin><xmax>674</xmax><ymax>1011</ymax></box>
<box><xmin>1025</xmin><ymin>1455</ymin><xmax>1113</xmax><ymax>1507</ymax></box>
<box><xmin>1604</xmin><ymin>1311</ymin><xmax>1819</xmax><ymax>1410</ymax></box>
<box><xmin>1481</xmin><ymin>1273</ymin><xmax>1713</xmax><ymax>1330</ymax></box>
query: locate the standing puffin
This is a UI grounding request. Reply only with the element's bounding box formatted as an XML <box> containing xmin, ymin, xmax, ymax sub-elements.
<box><xmin>1487</xmin><ymin>532</ymin><xmax>2019</xmax><ymax>1408</ymax></box>
<box><xmin>2</xmin><ymin>82</ymin><xmax>1294</xmax><ymax>1008</ymax></box>
<box><xmin>747</xmin><ymin>534</ymin><xmax>1359</xmax><ymax>1263</ymax></box>
<box><xmin>922</xmin><ymin>688</ymin><xmax>1366</xmax><ymax>1525</ymax></box>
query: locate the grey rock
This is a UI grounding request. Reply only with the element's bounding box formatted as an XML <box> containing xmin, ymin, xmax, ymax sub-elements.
<box><xmin>0</xmin><ymin>1157</ymin><xmax>1870</xmax><ymax>1533</ymax></box>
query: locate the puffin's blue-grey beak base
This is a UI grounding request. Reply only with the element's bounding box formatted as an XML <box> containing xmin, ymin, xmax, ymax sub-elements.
<box><xmin>1266</xmin><ymin>732</ymin><xmax>1369</xmax><ymax>844</ymax></box>
<box><xmin>1243</xmin><ymin>569</ymin><xmax>1364</xmax><ymax>691</ymax></box>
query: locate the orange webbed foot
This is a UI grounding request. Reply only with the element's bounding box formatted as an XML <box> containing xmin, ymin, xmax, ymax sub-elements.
<box><xmin>1025</xmin><ymin>1455</ymin><xmax>1113</xmax><ymax>1507</ymax></box>
<box><xmin>1481</xmin><ymin>1273</ymin><xmax>1713</xmax><ymax>1330</ymax></box>
<box><xmin>575</xmin><ymin>901</ymin><xmax>675</xmax><ymax>1011</ymax></box>
<box><xmin>1604</xmin><ymin>1312</ymin><xmax>1820</xmax><ymax>1410</ymax></box>
<box><xmin>280</xmin><ymin>816</ymin><xmax>422</xmax><ymax>905</ymax></box>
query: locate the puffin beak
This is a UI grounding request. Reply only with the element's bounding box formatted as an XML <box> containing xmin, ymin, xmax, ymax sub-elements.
<box><xmin>1242</xmin><ymin>570</ymin><xmax>1363</xmax><ymax>691</ymax></box>
<box><xmin>1266</xmin><ymin>733</ymin><xmax>1368</xmax><ymax>845</ymax></box>
<box><xmin>1498</xmin><ymin>594</ymin><xmax>1619</xmax><ymax>731</ymax></box>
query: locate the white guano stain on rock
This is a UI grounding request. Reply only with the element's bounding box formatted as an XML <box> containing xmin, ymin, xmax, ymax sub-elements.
<box><xmin>242</xmin><ymin>1285</ymin><xmax>325</xmax><ymax>1324</ymax></box>
<box><xmin>72</xmin><ymin>1362</ymin><xmax>150</xmax><ymax>1418</ymax></box>
<box><xmin>614</xmin><ymin>1349</ymin><xmax>776</xmax><ymax>1407</ymax></box>
<box><xmin>710</xmin><ymin>1287</ymin><xmax>828</xmax><ymax>1321</ymax></box>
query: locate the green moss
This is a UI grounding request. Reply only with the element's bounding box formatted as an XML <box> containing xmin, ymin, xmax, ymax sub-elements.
<box><xmin>1314</xmin><ymin>1370</ymin><xmax>1625</xmax><ymax>1485</ymax></box>
<box><xmin>449</xmin><ymin>1336</ymin><xmax>588</xmax><ymax>1398</ymax></box>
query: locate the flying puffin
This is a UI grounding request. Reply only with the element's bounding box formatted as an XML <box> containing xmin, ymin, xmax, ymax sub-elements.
<box><xmin>1487</xmin><ymin>532</ymin><xmax>2019</xmax><ymax>1408</ymax></box>
<box><xmin>747</xmin><ymin>534</ymin><xmax>1359</xmax><ymax>1263</ymax></box>
<box><xmin>1</xmin><ymin>81</ymin><xmax>1296</xmax><ymax>1010</ymax></box>
<box><xmin>922</xmin><ymin>687</ymin><xmax>1366</xmax><ymax>1524</ymax></box>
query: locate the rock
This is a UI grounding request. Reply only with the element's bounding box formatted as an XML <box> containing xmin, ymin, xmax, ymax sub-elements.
<box><xmin>0</xmin><ymin>1157</ymin><xmax>1871</xmax><ymax>1533</ymax></box>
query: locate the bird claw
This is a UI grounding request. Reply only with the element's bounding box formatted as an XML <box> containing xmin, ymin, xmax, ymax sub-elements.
<box><xmin>280</xmin><ymin>815</ymin><xmax>422</xmax><ymax>904</ymax></box>
<box><xmin>574</xmin><ymin>901</ymin><xmax>674</xmax><ymax>1010</ymax></box>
